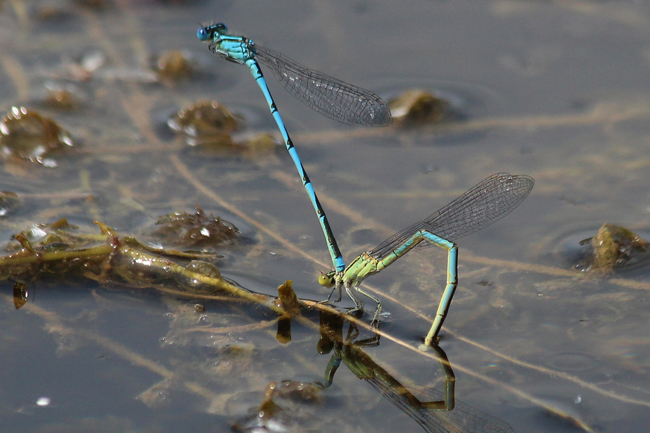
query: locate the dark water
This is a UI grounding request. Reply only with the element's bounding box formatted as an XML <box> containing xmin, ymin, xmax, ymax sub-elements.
<box><xmin>0</xmin><ymin>1</ymin><xmax>649</xmax><ymax>432</ymax></box>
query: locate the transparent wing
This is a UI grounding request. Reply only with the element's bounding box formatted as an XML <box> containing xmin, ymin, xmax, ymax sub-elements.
<box><xmin>366</xmin><ymin>378</ymin><xmax>516</xmax><ymax>433</ymax></box>
<box><xmin>370</xmin><ymin>173</ymin><xmax>534</xmax><ymax>260</ymax></box>
<box><xmin>255</xmin><ymin>45</ymin><xmax>392</xmax><ymax>127</ymax></box>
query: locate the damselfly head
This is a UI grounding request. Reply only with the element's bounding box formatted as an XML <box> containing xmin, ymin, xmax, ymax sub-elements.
<box><xmin>196</xmin><ymin>23</ymin><xmax>228</xmax><ymax>42</ymax></box>
<box><xmin>318</xmin><ymin>271</ymin><xmax>336</xmax><ymax>287</ymax></box>
<box><xmin>196</xmin><ymin>26</ymin><xmax>210</xmax><ymax>41</ymax></box>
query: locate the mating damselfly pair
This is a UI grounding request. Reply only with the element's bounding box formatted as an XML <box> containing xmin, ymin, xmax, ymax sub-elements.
<box><xmin>197</xmin><ymin>23</ymin><xmax>534</xmax><ymax>348</ymax></box>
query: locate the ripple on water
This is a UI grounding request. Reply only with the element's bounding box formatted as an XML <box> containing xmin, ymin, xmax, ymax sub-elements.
<box><xmin>544</xmin><ymin>350</ymin><xmax>599</xmax><ymax>372</ymax></box>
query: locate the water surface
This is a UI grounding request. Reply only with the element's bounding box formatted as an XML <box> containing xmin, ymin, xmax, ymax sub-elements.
<box><xmin>1</xmin><ymin>1</ymin><xmax>649</xmax><ymax>432</ymax></box>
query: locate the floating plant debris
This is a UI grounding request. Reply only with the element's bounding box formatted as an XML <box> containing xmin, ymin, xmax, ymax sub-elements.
<box><xmin>275</xmin><ymin>380</ymin><xmax>323</xmax><ymax>403</ymax></box>
<box><xmin>0</xmin><ymin>220</ymin><xmax>255</xmax><ymax>299</ymax></box>
<box><xmin>8</xmin><ymin>218</ymin><xmax>86</xmax><ymax>251</ymax></box>
<box><xmin>155</xmin><ymin>50</ymin><xmax>194</xmax><ymax>83</ymax></box>
<box><xmin>388</xmin><ymin>89</ymin><xmax>450</xmax><ymax>127</ymax></box>
<box><xmin>175</xmin><ymin>260</ymin><xmax>223</xmax><ymax>293</ymax></box>
<box><xmin>276</xmin><ymin>280</ymin><xmax>301</xmax><ymax>318</ymax></box>
<box><xmin>185</xmin><ymin>260</ymin><xmax>222</xmax><ymax>279</ymax></box>
<box><xmin>168</xmin><ymin>100</ymin><xmax>240</xmax><ymax>147</ymax></box>
<box><xmin>153</xmin><ymin>205</ymin><xmax>240</xmax><ymax>248</ymax></box>
<box><xmin>580</xmin><ymin>223</ymin><xmax>648</xmax><ymax>274</ymax></box>
<box><xmin>275</xmin><ymin>280</ymin><xmax>301</xmax><ymax>343</ymax></box>
<box><xmin>2</xmin><ymin>220</ymin><xmax>111</xmax><ymax>283</ymax></box>
<box><xmin>0</xmin><ymin>107</ymin><xmax>74</xmax><ymax>167</ymax></box>
<box><xmin>231</xmin><ymin>381</ymin><xmax>324</xmax><ymax>433</ymax></box>
<box><xmin>168</xmin><ymin>100</ymin><xmax>280</xmax><ymax>155</ymax></box>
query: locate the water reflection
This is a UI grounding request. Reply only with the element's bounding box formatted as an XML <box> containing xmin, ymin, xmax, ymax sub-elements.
<box><xmin>234</xmin><ymin>311</ymin><xmax>515</xmax><ymax>433</ymax></box>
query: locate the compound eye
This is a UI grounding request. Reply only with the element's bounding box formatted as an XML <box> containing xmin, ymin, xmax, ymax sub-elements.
<box><xmin>196</xmin><ymin>27</ymin><xmax>209</xmax><ymax>41</ymax></box>
<box><xmin>318</xmin><ymin>273</ymin><xmax>334</xmax><ymax>287</ymax></box>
